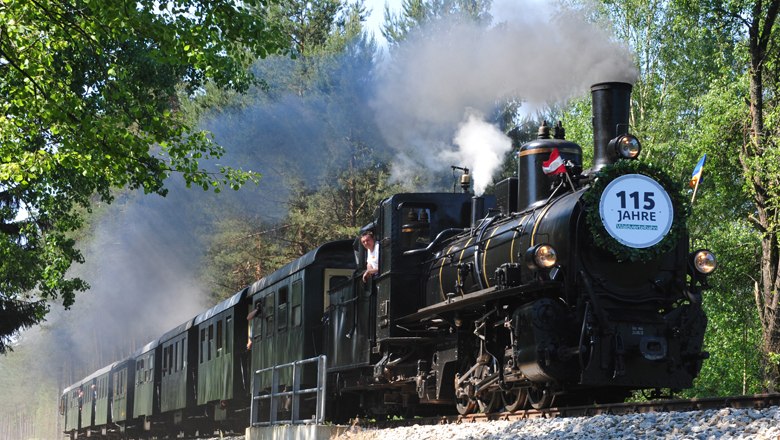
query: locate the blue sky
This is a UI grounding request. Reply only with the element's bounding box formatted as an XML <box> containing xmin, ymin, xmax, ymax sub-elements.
<box><xmin>363</xmin><ymin>0</ymin><xmax>404</xmax><ymax>43</ymax></box>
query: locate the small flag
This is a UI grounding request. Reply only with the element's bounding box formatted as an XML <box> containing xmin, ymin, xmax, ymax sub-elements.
<box><xmin>689</xmin><ymin>154</ymin><xmax>707</xmax><ymax>189</ymax></box>
<box><xmin>542</xmin><ymin>148</ymin><xmax>566</xmax><ymax>175</ymax></box>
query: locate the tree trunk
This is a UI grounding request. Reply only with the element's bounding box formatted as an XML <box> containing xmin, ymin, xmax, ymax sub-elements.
<box><xmin>745</xmin><ymin>0</ymin><xmax>780</xmax><ymax>390</ymax></box>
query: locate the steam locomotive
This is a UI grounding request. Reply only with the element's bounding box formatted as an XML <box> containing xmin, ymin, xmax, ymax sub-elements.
<box><xmin>60</xmin><ymin>82</ymin><xmax>716</xmax><ymax>438</ymax></box>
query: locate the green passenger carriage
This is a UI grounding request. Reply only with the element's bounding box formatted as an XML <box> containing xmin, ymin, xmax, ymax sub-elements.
<box><xmin>249</xmin><ymin>240</ymin><xmax>354</xmax><ymax>421</ymax></box>
<box><xmin>110</xmin><ymin>357</ymin><xmax>134</xmax><ymax>430</ymax></box>
<box><xmin>159</xmin><ymin>319</ymin><xmax>196</xmax><ymax>424</ymax></box>
<box><xmin>132</xmin><ymin>339</ymin><xmax>160</xmax><ymax>431</ymax></box>
<box><xmin>78</xmin><ymin>364</ymin><xmax>113</xmax><ymax>436</ymax></box>
<box><xmin>59</xmin><ymin>382</ymin><xmax>81</xmax><ymax>438</ymax></box>
<box><xmin>193</xmin><ymin>288</ymin><xmax>250</xmax><ymax>429</ymax></box>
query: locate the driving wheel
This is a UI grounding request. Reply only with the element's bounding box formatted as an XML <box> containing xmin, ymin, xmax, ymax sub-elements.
<box><xmin>501</xmin><ymin>387</ymin><xmax>528</xmax><ymax>412</ymax></box>
<box><xmin>527</xmin><ymin>384</ymin><xmax>553</xmax><ymax>409</ymax></box>
<box><xmin>455</xmin><ymin>378</ymin><xmax>476</xmax><ymax>415</ymax></box>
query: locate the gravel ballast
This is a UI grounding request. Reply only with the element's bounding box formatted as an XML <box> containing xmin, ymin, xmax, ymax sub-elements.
<box><xmin>334</xmin><ymin>407</ymin><xmax>780</xmax><ymax>440</ymax></box>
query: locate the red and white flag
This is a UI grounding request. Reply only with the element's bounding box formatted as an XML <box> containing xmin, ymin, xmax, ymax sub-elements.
<box><xmin>542</xmin><ymin>148</ymin><xmax>566</xmax><ymax>175</ymax></box>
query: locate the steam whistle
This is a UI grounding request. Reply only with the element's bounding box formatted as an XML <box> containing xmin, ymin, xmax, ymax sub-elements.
<box><xmin>452</xmin><ymin>166</ymin><xmax>471</xmax><ymax>194</ymax></box>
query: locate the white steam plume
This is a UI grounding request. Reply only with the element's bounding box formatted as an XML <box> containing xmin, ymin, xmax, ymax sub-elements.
<box><xmin>442</xmin><ymin>111</ymin><xmax>512</xmax><ymax>195</ymax></box>
<box><xmin>373</xmin><ymin>2</ymin><xmax>638</xmax><ymax>194</ymax></box>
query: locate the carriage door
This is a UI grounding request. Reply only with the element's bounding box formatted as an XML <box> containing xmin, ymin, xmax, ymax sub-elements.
<box><xmin>323</xmin><ymin>269</ymin><xmax>353</xmax><ymax>312</ymax></box>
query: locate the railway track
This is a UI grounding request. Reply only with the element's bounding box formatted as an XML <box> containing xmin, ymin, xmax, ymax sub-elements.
<box><xmin>361</xmin><ymin>393</ymin><xmax>780</xmax><ymax>429</ymax></box>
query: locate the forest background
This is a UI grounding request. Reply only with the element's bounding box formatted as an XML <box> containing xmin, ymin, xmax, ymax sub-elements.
<box><xmin>1</xmin><ymin>0</ymin><xmax>779</xmax><ymax>438</ymax></box>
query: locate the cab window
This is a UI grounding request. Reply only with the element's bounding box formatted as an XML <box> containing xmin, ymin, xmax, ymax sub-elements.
<box><xmin>399</xmin><ymin>207</ymin><xmax>432</xmax><ymax>249</ymax></box>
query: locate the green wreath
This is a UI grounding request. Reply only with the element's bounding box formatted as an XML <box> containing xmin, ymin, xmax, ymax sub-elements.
<box><xmin>581</xmin><ymin>160</ymin><xmax>690</xmax><ymax>263</ymax></box>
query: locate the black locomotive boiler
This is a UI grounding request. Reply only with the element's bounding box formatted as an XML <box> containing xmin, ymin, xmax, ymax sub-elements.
<box><xmin>60</xmin><ymin>82</ymin><xmax>717</xmax><ymax>438</ymax></box>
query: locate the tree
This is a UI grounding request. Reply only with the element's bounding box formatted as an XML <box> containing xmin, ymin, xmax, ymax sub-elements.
<box><xmin>737</xmin><ymin>0</ymin><xmax>780</xmax><ymax>388</ymax></box>
<box><xmin>202</xmin><ymin>143</ymin><xmax>400</xmax><ymax>299</ymax></box>
<box><xmin>672</xmin><ymin>0</ymin><xmax>780</xmax><ymax>391</ymax></box>
<box><xmin>558</xmin><ymin>0</ymin><xmax>766</xmax><ymax>395</ymax></box>
<box><xmin>0</xmin><ymin>0</ymin><xmax>286</xmax><ymax>353</ymax></box>
<box><xmin>202</xmin><ymin>217</ymin><xmax>290</xmax><ymax>301</ymax></box>
<box><xmin>685</xmin><ymin>78</ymin><xmax>764</xmax><ymax>395</ymax></box>
<box><xmin>381</xmin><ymin>0</ymin><xmax>491</xmax><ymax>46</ymax></box>
<box><xmin>282</xmin><ymin>142</ymin><xmax>401</xmax><ymax>254</ymax></box>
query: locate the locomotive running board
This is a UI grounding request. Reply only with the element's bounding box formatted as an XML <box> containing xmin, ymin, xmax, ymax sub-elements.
<box><xmin>397</xmin><ymin>281</ymin><xmax>555</xmax><ymax>324</ymax></box>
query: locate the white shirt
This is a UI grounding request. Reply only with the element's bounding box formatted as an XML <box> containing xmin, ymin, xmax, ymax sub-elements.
<box><xmin>367</xmin><ymin>242</ymin><xmax>379</xmax><ymax>271</ymax></box>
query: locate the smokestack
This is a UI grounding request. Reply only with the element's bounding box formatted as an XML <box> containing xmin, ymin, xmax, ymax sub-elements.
<box><xmin>471</xmin><ymin>196</ymin><xmax>485</xmax><ymax>230</ymax></box>
<box><xmin>591</xmin><ymin>82</ymin><xmax>632</xmax><ymax>171</ymax></box>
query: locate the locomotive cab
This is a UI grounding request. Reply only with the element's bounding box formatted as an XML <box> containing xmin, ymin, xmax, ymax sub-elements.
<box><xmin>371</xmin><ymin>192</ymin><xmax>494</xmax><ymax>343</ymax></box>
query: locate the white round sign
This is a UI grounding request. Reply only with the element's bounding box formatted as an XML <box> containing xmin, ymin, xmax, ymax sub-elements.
<box><xmin>598</xmin><ymin>174</ymin><xmax>673</xmax><ymax>249</ymax></box>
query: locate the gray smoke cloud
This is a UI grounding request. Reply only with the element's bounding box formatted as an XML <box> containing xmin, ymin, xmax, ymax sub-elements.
<box><xmin>47</xmin><ymin>185</ymin><xmax>212</xmax><ymax>367</ymax></box>
<box><xmin>0</xmin><ymin>49</ymin><xmax>386</xmax><ymax>440</ymax></box>
<box><xmin>373</xmin><ymin>1</ymin><xmax>637</xmax><ymax>194</ymax></box>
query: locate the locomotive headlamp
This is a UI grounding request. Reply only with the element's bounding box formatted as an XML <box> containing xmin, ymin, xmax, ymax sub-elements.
<box><xmin>691</xmin><ymin>249</ymin><xmax>717</xmax><ymax>275</ymax></box>
<box><xmin>526</xmin><ymin>244</ymin><xmax>558</xmax><ymax>270</ymax></box>
<box><xmin>609</xmin><ymin>134</ymin><xmax>641</xmax><ymax>160</ymax></box>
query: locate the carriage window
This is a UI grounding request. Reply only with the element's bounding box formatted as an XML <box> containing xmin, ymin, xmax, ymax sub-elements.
<box><xmin>200</xmin><ymin>329</ymin><xmax>206</xmax><ymax>363</ymax></box>
<box><xmin>168</xmin><ymin>345</ymin><xmax>174</xmax><ymax>374</ymax></box>
<box><xmin>278</xmin><ymin>286</ymin><xmax>288</xmax><ymax>332</ymax></box>
<box><xmin>225</xmin><ymin>316</ymin><xmax>232</xmax><ymax>354</ymax></box>
<box><xmin>216</xmin><ymin>320</ymin><xmax>223</xmax><ymax>356</ymax></box>
<box><xmin>264</xmin><ymin>295</ymin><xmax>275</xmax><ymax>338</ymax></box>
<box><xmin>330</xmin><ymin>275</ymin><xmax>348</xmax><ymax>287</ymax></box>
<box><xmin>174</xmin><ymin>341</ymin><xmax>179</xmax><ymax>372</ymax></box>
<box><xmin>208</xmin><ymin>324</ymin><xmax>214</xmax><ymax>361</ymax></box>
<box><xmin>292</xmin><ymin>281</ymin><xmax>302</xmax><ymax>328</ymax></box>
<box><xmin>251</xmin><ymin>301</ymin><xmax>262</xmax><ymax>342</ymax></box>
<box><xmin>180</xmin><ymin>338</ymin><xmax>186</xmax><ymax>370</ymax></box>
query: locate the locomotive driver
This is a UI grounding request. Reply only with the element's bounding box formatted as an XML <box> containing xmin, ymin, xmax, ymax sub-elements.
<box><xmin>360</xmin><ymin>230</ymin><xmax>379</xmax><ymax>283</ymax></box>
